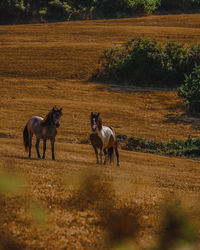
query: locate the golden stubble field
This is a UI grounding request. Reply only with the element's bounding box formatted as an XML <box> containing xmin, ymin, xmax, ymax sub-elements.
<box><xmin>1</xmin><ymin>14</ymin><xmax>200</xmax><ymax>249</ymax></box>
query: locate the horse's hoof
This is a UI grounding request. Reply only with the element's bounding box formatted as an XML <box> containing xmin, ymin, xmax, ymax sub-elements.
<box><xmin>117</xmin><ymin>163</ymin><xmax>120</xmax><ymax>167</ymax></box>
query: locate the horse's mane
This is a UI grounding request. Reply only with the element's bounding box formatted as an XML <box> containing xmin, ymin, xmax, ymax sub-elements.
<box><xmin>40</xmin><ymin>110</ymin><xmax>53</xmax><ymax>127</ymax></box>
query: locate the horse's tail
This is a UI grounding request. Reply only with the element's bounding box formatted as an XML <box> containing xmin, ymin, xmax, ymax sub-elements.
<box><xmin>23</xmin><ymin>124</ymin><xmax>29</xmax><ymax>152</ymax></box>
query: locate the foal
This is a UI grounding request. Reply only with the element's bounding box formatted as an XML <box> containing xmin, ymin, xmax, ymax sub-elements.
<box><xmin>23</xmin><ymin>107</ymin><xmax>62</xmax><ymax>160</ymax></box>
<box><xmin>90</xmin><ymin>112</ymin><xmax>120</xmax><ymax>166</ymax></box>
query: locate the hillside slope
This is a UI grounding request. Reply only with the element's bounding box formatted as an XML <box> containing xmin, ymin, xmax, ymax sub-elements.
<box><xmin>1</xmin><ymin>14</ymin><xmax>200</xmax><ymax>80</ymax></box>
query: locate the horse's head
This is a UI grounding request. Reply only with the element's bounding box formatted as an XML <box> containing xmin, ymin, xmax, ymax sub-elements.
<box><xmin>91</xmin><ymin>112</ymin><xmax>101</xmax><ymax>132</ymax></box>
<box><xmin>52</xmin><ymin>107</ymin><xmax>62</xmax><ymax>128</ymax></box>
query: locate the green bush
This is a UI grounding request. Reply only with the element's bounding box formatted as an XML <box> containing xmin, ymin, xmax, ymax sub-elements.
<box><xmin>91</xmin><ymin>0</ymin><xmax>132</xmax><ymax>19</ymax></box>
<box><xmin>122</xmin><ymin>38</ymin><xmax>165</xmax><ymax>85</ymax></box>
<box><xmin>1</xmin><ymin>0</ymin><xmax>200</xmax><ymax>24</ymax></box>
<box><xmin>129</xmin><ymin>0</ymin><xmax>159</xmax><ymax>15</ymax></box>
<box><xmin>178</xmin><ymin>64</ymin><xmax>200</xmax><ymax>113</ymax></box>
<box><xmin>0</xmin><ymin>0</ymin><xmax>161</xmax><ymax>24</ymax></box>
<box><xmin>164</xmin><ymin>41</ymin><xmax>189</xmax><ymax>84</ymax></box>
<box><xmin>159</xmin><ymin>0</ymin><xmax>187</xmax><ymax>11</ymax></box>
<box><xmin>95</xmin><ymin>38</ymin><xmax>166</xmax><ymax>85</ymax></box>
<box><xmin>188</xmin><ymin>44</ymin><xmax>200</xmax><ymax>70</ymax></box>
<box><xmin>46</xmin><ymin>0</ymin><xmax>72</xmax><ymax>21</ymax></box>
<box><xmin>126</xmin><ymin>136</ymin><xmax>200</xmax><ymax>157</ymax></box>
<box><xmin>0</xmin><ymin>0</ymin><xmax>26</xmax><ymax>24</ymax></box>
<box><xmin>93</xmin><ymin>38</ymin><xmax>196</xmax><ymax>87</ymax></box>
<box><xmin>158</xmin><ymin>0</ymin><xmax>200</xmax><ymax>11</ymax></box>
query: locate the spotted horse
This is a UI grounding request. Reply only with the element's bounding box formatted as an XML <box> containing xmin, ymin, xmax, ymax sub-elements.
<box><xmin>90</xmin><ymin>112</ymin><xmax>120</xmax><ymax>167</ymax></box>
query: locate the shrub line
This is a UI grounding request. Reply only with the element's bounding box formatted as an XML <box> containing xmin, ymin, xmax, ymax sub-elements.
<box><xmin>124</xmin><ymin>136</ymin><xmax>200</xmax><ymax>158</ymax></box>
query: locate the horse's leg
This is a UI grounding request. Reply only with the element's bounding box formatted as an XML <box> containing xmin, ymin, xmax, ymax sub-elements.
<box><xmin>50</xmin><ymin>138</ymin><xmax>55</xmax><ymax>160</ymax></box>
<box><xmin>93</xmin><ymin>145</ymin><xmax>99</xmax><ymax>164</ymax></box>
<box><xmin>100</xmin><ymin>147</ymin><xmax>103</xmax><ymax>165</ymax></box>
<box><xmin>35</xmin><ymin>139</ymin><xmax>41</xmax><ymax>158</ymax></box>
<box><xmin>103</xmin><ymin>149</ymin><xmax>108</xmax><ymax>165</ymax></box>
<box><xmin>28</xmin><ymin>132</ymin><xmax>33</xmax><ymax>159</ymax></box>
<box><xmin>42</xmin><ymin>139</ymin><xmax>47</xmax><ymax>159</ymax></box>
<box><xmin>108</xmin><ymin>147</ymin><xmax>114</xmax><ymax>164</ymax></box>
<box><xmin>115</xmin><ymin>147</ymin><xmax>120</xmax><ymax>167</ymax></box>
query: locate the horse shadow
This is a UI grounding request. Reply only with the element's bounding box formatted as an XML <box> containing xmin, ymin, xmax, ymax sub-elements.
<box><xmin>164</xmin><ymin>112</ymin><xmax>200</xmax><ymax>130</ymax></box>
<box><xmin>3</xmin><ymin>154</ymin><xmax>43</xmax><ymax>161</ymax></box>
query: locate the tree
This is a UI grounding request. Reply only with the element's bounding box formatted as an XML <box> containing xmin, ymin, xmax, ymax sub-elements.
<box><xmin>178</xmin><ymin>64</ymin><xmax>200</xmax><ymax>113</ymax></box>
<box><xmin>23</xmin><ymin>0</ymin><xmax>50</xmax><ymax>17</ymax></box>
<box><xmin>0</xmin><ymin>0</ymin><xmax>25</xmax><ymax>24</ymax></box>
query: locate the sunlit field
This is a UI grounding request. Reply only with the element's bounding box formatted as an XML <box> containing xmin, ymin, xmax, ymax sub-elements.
<box><xmin>1</xmin><ymin>14</ymin><xmax>200</xmax><ymax>249</ymax></box>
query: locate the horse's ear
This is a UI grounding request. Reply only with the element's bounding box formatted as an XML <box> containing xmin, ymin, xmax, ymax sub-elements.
<box><xmin>91</xmin><ymin>112</ymin><xmax>93</xmax><ymax>117</ymax></box>
<box><xmin>97</xmin><ymin>112</ymin><xmax>100</xmax><ymax>117</ymax></box>
<box><xmin>52</xmin><ymin>106</ymin><xmax>56</xmax><ymax>111</ymax></box>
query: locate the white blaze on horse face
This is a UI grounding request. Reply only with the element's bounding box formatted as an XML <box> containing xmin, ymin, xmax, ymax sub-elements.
<box><xmin>92</xmin><ymin>118</ymin><xmax>97</xmax><ymax>131</ymax></box>
<box><xmin>97</xmin><ymin>126</ymin><xmax>114</xmax><ymax>149</ymax></box>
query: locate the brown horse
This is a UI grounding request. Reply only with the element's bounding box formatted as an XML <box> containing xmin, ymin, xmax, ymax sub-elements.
<box><xmin>90</xmin><ymin>112</ymin><xmax>120</xmax><ymax>166</ymax></box>
<box><xmin>23</xmin><ymin>107</ymin><xmax>62</xmax><ymax>160</ymax></box>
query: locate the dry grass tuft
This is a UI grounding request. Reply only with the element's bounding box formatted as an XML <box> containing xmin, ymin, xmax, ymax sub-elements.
<box><xmin>158</xmin><ymin>200</ymin><xmax>197</xmax><ymax>250</ymax></box>
<box><xmin>0</xmin><ymin>233</ymin><xmax>25</xmax><ymax>250</ymax></box>
<box><xmin>66</xmin><ymin>170</ymin><xmax>141</xmax><ymax>246</ymax></box>
<box><xmin>100</xmin><ymin>205</ymin><xmax>141</xmax><ymax>246</ymax></box>
<box><xmin>66</xmin><ymin>170</ymin><xmax>116</xmax><ymax>211</ymax></box>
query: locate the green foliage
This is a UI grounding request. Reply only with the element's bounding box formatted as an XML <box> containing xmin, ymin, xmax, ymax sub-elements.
<box><xmin>94</xmin><ymin>38</ymin><xmax>196</xmax><ymax>87</ymax></box>
<box><xmin>0</xmin><ymin>0</ymin><xmax>27</xmax><ymax>24</ymax></box>
<box><xmin>126</xmin><ymin>136</ymin><xmax>200</xmax><ymax>157</ymax></box>
<box><xmin>92</xmin><ymin>0</ymin><xmax>132</xmax><ymax>19</ymax></box>
<box><xmin>1</xmin><ymin>0</ymin><xmax>200</xmax><ymax>24</ymax></box>
<box><xmin>121</xmin><ymin>38</ymin><xmax>164</xmax><ymax>85</ymax></box>
<box><xmin>31</xmin><ymin>204</ymin><xmax>46</xmax><ymax>224</ymax></box>
<box><xmin>164</xmin><ymin>41</ymin><xmax>188</xmax><ymax>84</ymax></box>
<box><xmin>68</xmin><ymin>0</ymin><xmax>93</xmax><ymax>9</ymax></box>
<box><xmin>158</xmin><ymin>0</ymin><xmax>200</xmax><ymax>11</ymax></box>
<box><xmin>45</xmin><ymin>0</ymin><xmax>71</xmax><ymax>21</ymax></box>
<box><xmin>0</xmin><ymin>173</ymin><xmax>21</xmax><ymax>193</ymax></box>
<box><xmin>67</xmin><ymin>0</ymin><xmax>159</xmax><ymax>19</ymax></box>
<box><xmin>178</xmin><ymin>64</ymin><xmax>200</xmax><ymax>113</ymax></box>
<box><xmin>188</xmin><ymin>44</ymin><xmax>200</xmax><ymax>70</ymax></box>
<box><xmin>129</xmin><ymin>0</ymin><xmax>160</xmax><ymax>15</ymax></box>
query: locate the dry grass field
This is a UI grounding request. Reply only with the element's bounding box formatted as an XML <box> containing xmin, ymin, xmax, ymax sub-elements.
<box><xmin>1</xmin><ymin>14</ymin><xmax>200</xmax><ymax>249</ymax></box>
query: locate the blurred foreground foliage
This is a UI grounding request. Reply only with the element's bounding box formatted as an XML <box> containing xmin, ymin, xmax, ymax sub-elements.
<box><xmin>0</xmin><ymin>166</ymin><xmax>198</xmax><ymax>248</ymax></box>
